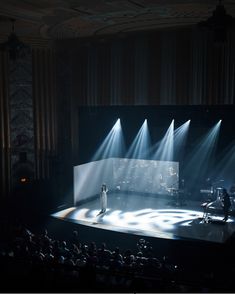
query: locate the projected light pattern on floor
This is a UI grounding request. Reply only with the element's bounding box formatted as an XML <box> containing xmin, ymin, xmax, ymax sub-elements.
<box><xmin>52</xmin><ymin>203</ymin><xmax>235</xmax><ymax>243</ymax></box>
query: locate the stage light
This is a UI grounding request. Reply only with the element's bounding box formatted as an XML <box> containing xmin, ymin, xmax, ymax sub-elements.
<box><xmin>152</xmin><ymin>120</ymin><xmax>174</xmax><ymax>161</ymax></box>
<box><xmin>113</xmin><ymin>118</ymin><xmax>121</xmax><ymax>131</ymax></box>
<box><xmin>92</xmin><ymin>118</ymin><xmax>126</xmax><ymax>161</ymax></box>
<box><xmin>126</xmin><ymin>119</ymin><xmax>151</xmax><ymax>159</ymax></box>
<box><xmin>122</xmin><ymin>121</ymin><xmax>151</xmax><ymax>195</ymax></box>
<box><xmin>174</xmin><ymin>120</ymin><xmax>191</xmax><ymax>160</ymax></box>
<box><xmin>183</xmin><ymin>121</ymin><xmax>221</xmax><ymax>193</ymax></box>
<box><xmin>212</xmin><ymin>140</ymin><xmax>235</xmax><ymax>188</ymax></box>
<box><xmin>76</xmin><ymin>118</ymin><xmax>126</xmax><ymax>204</ymax></box>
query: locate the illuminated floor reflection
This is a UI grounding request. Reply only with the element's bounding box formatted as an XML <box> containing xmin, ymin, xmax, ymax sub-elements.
<box><xmin>51</xmin><ymin>193</ymin><xmax>235</xmax><ymax>243</ymax></box>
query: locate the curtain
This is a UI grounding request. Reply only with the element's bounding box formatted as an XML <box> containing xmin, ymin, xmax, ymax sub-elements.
<box><xmin>58</xmin><ymin>28</ymin><xmax>235</xmax><ymax>106</ymax></box>
<box><xmin>0</xmin><ymin>51</ymin><xmax>10</xmax><ymax>197</ymax></box>
<box><xmin>32</xmin><ymin>48</ymin><xmax>57</xmax><ymax>179</ymax></box>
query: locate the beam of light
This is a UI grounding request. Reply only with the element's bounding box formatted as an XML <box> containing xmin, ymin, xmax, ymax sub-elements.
<box><xmin>183</xmin><ymin>120</ymin><xmax>222</xmax><ymax>193</ymax></box>
<box><xmin>174</xmin><ymin>120</ymin><xmax>190</xmax><ymax>160</ymax></box>
<box><xmin>51</xmin><ymin>207</ymin><xmax>76</xmax><ymax>218</ymax></box>
<box><xmin>92</xmin><ymin>118</ymin><xmax>126</xmax><ymax>161</ymax></box>
<box><xmin>152</xmin><ymin>120</ymin><xmax>174</xmax><ymax>161</ymax></box>
<box><xmin>74</xmin><ymin>158</ymin><xmax>114</xmax><ymax>205</ymax></box>
<box><xmin>122</xmin><ymin>121</ymin><xmax>152</xmax><ymax>196</ymax></box>
<box><xmin>210</xmin><ymin>140</ymin><xmax>235</xmax><ymax>189</ymax></box>
<box><xmin>125</xmin><ymin>119</ymin><xmax>151</xmax><ymax>159</ymax></box>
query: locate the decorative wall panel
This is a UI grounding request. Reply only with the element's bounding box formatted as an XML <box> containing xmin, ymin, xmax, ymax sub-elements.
<box><xmin>32</xmin><ymin>48</ymin><xmax>57</xmax><ymax>180</ymax></box>
<box><xmin>0</xmin><ymin>52</ymin><xmax>10</xmax><ymax>198</ymax></box>
<box><xmin>9</xmin><ymin>52</ymin><xmax>35</xmax><ymax>189</ymax></box>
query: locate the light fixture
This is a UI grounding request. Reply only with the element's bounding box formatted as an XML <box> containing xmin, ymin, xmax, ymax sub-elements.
<box><xmin>0</xmin><ymin>18</ymin><xmax>31</xmax><ymax>60</ymax></box>
<box><xmin>198</xmin><ymin>0</ymin><xmax>235</xmax><ymax>44</ymax></box>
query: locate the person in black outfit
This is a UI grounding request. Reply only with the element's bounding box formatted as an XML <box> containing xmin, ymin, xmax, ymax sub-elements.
<box><xmin>221</xmin><ymin>188</ymin><xmax>231</xmax><ymax>222</ymax></box>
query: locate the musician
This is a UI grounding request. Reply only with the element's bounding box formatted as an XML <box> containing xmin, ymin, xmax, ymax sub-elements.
<box><xmin>221</xmin><ymin>188</ymin><xmax>231</xmax><ymax>222</ymax></box>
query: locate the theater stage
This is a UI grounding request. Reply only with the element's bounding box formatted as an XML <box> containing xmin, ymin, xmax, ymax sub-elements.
<box><xmin>51</xmin><ymin>192</ymin><xmax>235</xmax><ymax>244</ymax></box>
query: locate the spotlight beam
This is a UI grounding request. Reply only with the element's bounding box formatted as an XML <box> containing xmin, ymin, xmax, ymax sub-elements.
<box><xmin>126</xmin><ymin>119</ymin><xmax>151</xmax><ymax>159</ymax></box>
<box><xmin>92</xmin><ymin>118</ymin><xmax>126</xmax><ymax>161</ymax></box>
<box><xmin>152</xmin><ymin>120</ymin><xmax>174</xmax><ymax>161</ymax></box>
<box><xmin>183</xmin><ymin>120</ymin><xmax>221</xmax><ymax>188</ymax></box>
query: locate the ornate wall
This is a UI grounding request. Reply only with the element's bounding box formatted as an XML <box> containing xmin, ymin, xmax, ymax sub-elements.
<box><xmin>32</xmin><ymin>48</ymin><xmax>57</xmax><ymax>180</ymax></box>
<box><xmin>0</xmin><ymin>46</ymin><xmax>57</xmax><ymax>202</ymax></box>
<box><xmin>9</xmin><ymin>51</ymin><xmax>35</xmax><ymax>190</ymax></box>
<box><xmin>0</xmin><ymin>52</ymin><xmax>10</xmax><ymax>199</ymax></box>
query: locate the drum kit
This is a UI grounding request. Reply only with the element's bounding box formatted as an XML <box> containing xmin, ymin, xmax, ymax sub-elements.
<box><xmin>200</xmin><ymin>180</ymin><xmax>226</xmax><ymax>200</ymax></box>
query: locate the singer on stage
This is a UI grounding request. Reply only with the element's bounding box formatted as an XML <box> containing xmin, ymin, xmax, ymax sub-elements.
<box><xmin>100</xmin><ymin>183</ymin><xmax>108</xmax><ymax>213</ymax></box>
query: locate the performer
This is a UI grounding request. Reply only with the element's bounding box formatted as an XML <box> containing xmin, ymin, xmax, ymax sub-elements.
<box><xmin>221</xmin><ymin>188</ymin><xmax>231</xmax><ymax>222</ymax></box>
<box><xmin>100</xmin><ymin>183</ymin><xmax>108</xmax><ymax>213</ymax></box>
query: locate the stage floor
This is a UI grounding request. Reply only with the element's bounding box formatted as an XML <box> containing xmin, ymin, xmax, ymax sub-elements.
<box><xmin>51</xmin><ymin>193</ymin><xmax>235</xmax><ymax>244</ymax></box>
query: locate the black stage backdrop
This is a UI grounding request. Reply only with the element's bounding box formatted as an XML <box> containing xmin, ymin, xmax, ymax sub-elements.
<box><xmin>77</xmin><ymin>105</ymin><xmax>235</xmax><ymax>200</ymax></box>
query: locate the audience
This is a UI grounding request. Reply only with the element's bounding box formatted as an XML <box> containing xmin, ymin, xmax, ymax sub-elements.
<box><xmin>0</xmin><ymin>216</ymin><xmax>233</xmax><ymax>292</ymax></box>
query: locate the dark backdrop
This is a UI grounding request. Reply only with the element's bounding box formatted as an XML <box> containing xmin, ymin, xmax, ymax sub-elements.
<box><xmin>77</xmin><ymin>105</ymin><xmax>235</xmax><ymax>200</ymax></box>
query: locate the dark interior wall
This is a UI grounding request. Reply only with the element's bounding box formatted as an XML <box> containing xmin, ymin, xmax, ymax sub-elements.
<box><xmin>0</xmin><ymin>47</ymin><xmax>61</xmax><ymax>212</ymax></box>
<box><xmin>9</xmin><ymin>50</ymin><xmax>34</xmax><ymax>193</ymax></box>
<box><xmin>0</xmin><ymin>51</ymin><xmax>10</xmax><ymax>199</ymax></box>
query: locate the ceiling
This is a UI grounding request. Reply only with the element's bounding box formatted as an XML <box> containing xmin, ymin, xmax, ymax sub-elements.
<box><xmin>0</xmin><ymin>0</ymin><xmax>235</xmax><ymax>42</ymax></box>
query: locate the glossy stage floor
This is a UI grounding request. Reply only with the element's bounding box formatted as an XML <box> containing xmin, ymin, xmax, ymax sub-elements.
<box><xmin>51</xmin><ymin>192</ymin><xmax>235</xmax><ymax>244</ymax></box>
